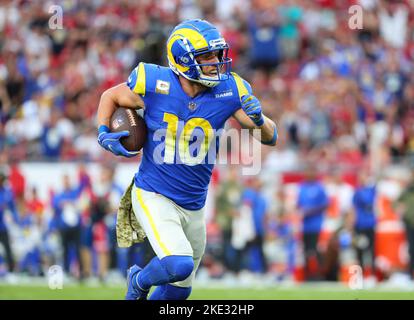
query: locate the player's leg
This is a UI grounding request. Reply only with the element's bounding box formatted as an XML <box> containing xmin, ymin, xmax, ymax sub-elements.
<box><xmin>127</xmin><ymin>184</ymin><xmax>194</xmax><ymax>299</ymax></box>
<box><xmin>179</xmin><ymin>206</ymin><xmax>206</xmax><ymax>287</ymax></box>
<box><xmin>80</xmin><ymin>224</ymin><xmax>93</xmax><ymax>279</ymax></box>
<box><xmin>149</xmin><ymin>206</ymin><xmax>206</xmax><ymax>300</ymax></box>
<box><xmin>0</xmin><ymin>230</ymin><xmax>15</xmax><ymax>272</ymax></box>
<box><xmin>60</xmin><ymin>229</ymin><xmax>71</xmax><ymax>274</ymax></box>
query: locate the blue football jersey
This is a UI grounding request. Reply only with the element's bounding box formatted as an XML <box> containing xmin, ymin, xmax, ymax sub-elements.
<box><xmin>126</xmin><ymin>63</ymin><xmax>252</xmax><ymax>210</ymax></box>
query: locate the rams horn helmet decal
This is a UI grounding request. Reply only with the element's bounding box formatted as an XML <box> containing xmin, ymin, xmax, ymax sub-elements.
<box><xmin>167</xmin><ymin>19</ymin><xmax>232</xmax><ymax>88</ymax></box>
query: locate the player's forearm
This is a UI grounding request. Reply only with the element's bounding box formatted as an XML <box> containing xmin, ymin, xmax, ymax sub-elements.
<box><xmin>255</xmin><ymin>116</ymin><xmax>278</xmax><ymax>146</ymax></box>
<box><xmin>97</xmin><ymin>83</ymin><xmax>144</xmax><ymax>127</ymax></box>
<box><xmin>97</xmin><ymin>90</ymin><xmax>118</xmax><ymax>127</ymax></box>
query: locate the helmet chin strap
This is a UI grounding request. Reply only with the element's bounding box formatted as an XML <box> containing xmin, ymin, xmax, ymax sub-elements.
<box><xmin>197</xmin><ymin>79</ymin><xmax>220</xmax><ymax>87</ymax></box>
<box><xmin>178</xmin><ymin>71</ymin><xmax>219</xmax><ymax>88</ymax></box>
<box><xmin>196</xmin><ymin>75</ymin><xmax>220</xmax><ymax>87</ymax></box>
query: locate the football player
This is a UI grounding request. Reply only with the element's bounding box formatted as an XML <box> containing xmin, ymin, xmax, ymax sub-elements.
<box><xmin>97</xmin><ymin>19</ymin><xmax>277</xmax><ymax>300</ymax></box>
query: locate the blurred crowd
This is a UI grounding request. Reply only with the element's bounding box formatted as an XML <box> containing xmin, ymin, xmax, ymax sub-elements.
<box><xmin>209</xmin><ymin>163</ymin><xmax>414</xmax><ymax>284</ymax></box>
<box><xmin>1</xmin><ymin>161</ymin><xmax>414</xmax><ymax>285</ymax></box>
<box><xmin>0</xmin><ymin>163</ymin><xmax>156</xmax><ymax>282</ymax></box>
<box><xmin>0</xmin><ymin>0</ymin><xmax>414</xmax><ymax>169</ymax></box>
<box><xmin>1</xmin><ymin>0</ymin><xmax>414</xmax><ymax>284</ymax></box>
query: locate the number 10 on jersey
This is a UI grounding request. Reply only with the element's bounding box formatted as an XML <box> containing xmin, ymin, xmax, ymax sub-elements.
<box><xmin>163</xmin><ymin>112</ymin><xmax>215</xmax><ymax>165</ymax></box>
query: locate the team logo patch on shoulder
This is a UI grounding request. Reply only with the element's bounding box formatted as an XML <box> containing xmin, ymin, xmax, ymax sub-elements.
<box><xmin>156</xmin><ymin>80</ymin><xmax>170</xmax><ymax>95</ymax></box>
<box><xmin>215</xmin><ymin>90</ymin><xmax>233</xmax><ymax>98</ymax></box>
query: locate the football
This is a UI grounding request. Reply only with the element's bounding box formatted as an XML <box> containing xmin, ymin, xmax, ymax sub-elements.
<box><xmin>110</xmin><ymin>108</ymin><xmax>147</xmax><ymax>152</ymax></box>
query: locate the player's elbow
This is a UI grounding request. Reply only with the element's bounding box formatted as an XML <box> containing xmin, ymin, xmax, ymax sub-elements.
<box><xmin>100</xmin><ymin>83</ymin><xmax>128</xmax><ymax>103</ymax></box>
<box><xmin>261</xmin><ymin>124</ymin><xmax>278</xmax><ymax>146</ymax></box>
<box><xmin>262</xmin><ymin>140</ymin><xmax>277</xmax><ymax>147</ymax></box>
<box><xmin>100</xmin><ymin>86</ymin><xmax>118</xmax><ymax>103</ymax></box>
<box><xmin>263</xmin><ymin>134</ymin><xmax>278</xmax><ymax>146</ymax></box>
<box><xmin>102</xmin><ymin>83</ymin><xmax>143</xmax><ymax>109</ymax></box>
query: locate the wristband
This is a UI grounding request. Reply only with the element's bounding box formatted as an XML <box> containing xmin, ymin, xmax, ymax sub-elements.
<box><xmin>98</xmin><ymin>125</ymin><xmax>110</xmax><ymax>134</ymax></box>
<box><xmin>254</xmin><ymin>115</ymin><xmax>265</xmax><ymax>127</ymax></box>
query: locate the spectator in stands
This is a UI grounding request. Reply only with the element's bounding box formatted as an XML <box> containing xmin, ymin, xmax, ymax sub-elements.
<box><xmin>378</xmin><ymin>0</ymin><xmax>410</xmax><ymax>49</ymax></box>
<box><xmin>277</xmin><ymin>0</ymin><xmax>303</xmax><ymax>60</ymax></box>
<box><xmin>394</xmin><ymin>171</ymin><xmax>414</xmax><ymax>280</ymax></box>
<box><xmin>0</xmin><ymin>0</ymin><xmax>414</xmax><ymax>284</ymax></box>
<box><xmin>327</xmin><ymin>210</ymin><xmax>358</xmax><ymax>282</ymax></box>
<box><xmin>17</xmin><ymin>202</ymin><xmax>42</xmax><ymax>276</ymax></box>
<box><xmin>25</xmin><ymin>186</ymin><xmax>45</xmax><ymax>217</ymax></box>
<box><xmin>352</xmin><ymin>171</ymin><xmax>377</xmax><ymax>279</ymax></box>
<box><xmin>51</xmin><ymin>174</ymin><xmax>86</xmax><ymax>279</ymax></box>
<box><xmin>243</xmin><ymin>177</ymin><xmax>269</xmax><ymax>273</ymax></box>
<box><xmin>264</xmin><ymin>189</ymin><xmax>296</xmax><ymax>280</ymax></box>
<box><xmin>0</xmin><ymin>0</ymin><xmax>412</xmax><ymax>171</ymax></box>
<box><xmin>215</xmin><ymin>166</ymin><xmax>242</xmax><ymax>273</ymax></box>
<box><xmin>90</xmin><ymin>196</ymin><xmax>110</xmax><ymax>282</ymax></box>
<box><xmin>77</xmin><ymin>166</ymin><xmax>95</xmax><ymax>281</ymax></box>
<box><xmin>297</xmin><ymin>164</ymin><xmax>328</xmax><ymax>281</ymax></box>
<box><xmin>92</xmin><ymin>165</ymin><xmax>124</xmax><ymax>281</ymax></box>
<box><xmin>247</xmin><ymin>4</ymin><xmax>280</xmax><ymax>74</ymax></box>
<box><xmin>8</xmin><ymin>162</ymin><xmax>25</xmax><ymax>203</ymax></box>
<box><xmin>0</xmin><ymin>171</ymin><xmax>19</xmax><ymax>273</ymax></box>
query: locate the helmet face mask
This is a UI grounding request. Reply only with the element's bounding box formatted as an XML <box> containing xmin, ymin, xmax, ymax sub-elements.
<box><xmin>167</xmin><ymin>19</ymin><xmax>232</xmax><ymax>88</ymax></box>
<box><xmin>194</xmin><ymin>48</ymin><xmax>232</xmax><ymax>86</ymax></box>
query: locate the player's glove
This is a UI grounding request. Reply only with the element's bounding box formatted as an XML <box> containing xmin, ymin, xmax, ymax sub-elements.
<box><xmin>97</xmin><ymin>125</ymin><xmax>138</xmax><ymax>158</ymax></box>
<box><xmin>241</xmin><ymin>94</ymin><xmax>264</xmax><ymax>127</ymax></box>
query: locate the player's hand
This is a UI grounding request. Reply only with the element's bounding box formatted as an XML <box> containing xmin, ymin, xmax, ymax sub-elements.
<box><xmin>241</xmin><ymin>94</ymin><xmax>264</xmax><ymax>127</ymax></box>
<box><xmin>97</xmin><ymin>125</ymin><xmax>139</xmax><ymax>158</ymax></box>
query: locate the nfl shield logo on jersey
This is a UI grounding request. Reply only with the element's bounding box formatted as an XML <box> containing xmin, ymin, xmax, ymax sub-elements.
<box><xmin>188</xmin><ymin>102</ymin><xmax>197</xmax><ymax>111</ymax></box>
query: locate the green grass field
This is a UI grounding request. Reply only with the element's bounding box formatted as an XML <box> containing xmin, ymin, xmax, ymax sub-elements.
<box><xmin>0</xmin><ymin>284</ymin><xmax>413</xmax><ymax>300</ymax></box>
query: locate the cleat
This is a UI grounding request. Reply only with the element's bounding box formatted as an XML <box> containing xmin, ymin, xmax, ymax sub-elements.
<box><xmin>125</xmin><ymin>265</ymin><xmax>149</xmax><ymax>300</ymax></box>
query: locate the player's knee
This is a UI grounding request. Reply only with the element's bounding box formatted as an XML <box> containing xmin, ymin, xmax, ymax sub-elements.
<box><xmin>163</xmin><ymin>284</ymin><xmax>192</xmax><ymax>300</ymax></box>
<box><xmin>160</xmin><ymin>255</ymin><xmax>194</xmax><ymax>282</ymax></box>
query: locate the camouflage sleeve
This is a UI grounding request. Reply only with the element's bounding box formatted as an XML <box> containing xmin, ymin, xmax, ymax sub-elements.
<box><xmin>116</xmin><ymin>178</ymin><xmax>146</xmax><ymax>248</ymax></box>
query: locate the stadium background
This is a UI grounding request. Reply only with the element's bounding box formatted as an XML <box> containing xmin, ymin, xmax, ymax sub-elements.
<box><xmin>1</xmin><ymin>0</ymin><xmax>414</xmax><ymax>299</ymax></box>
